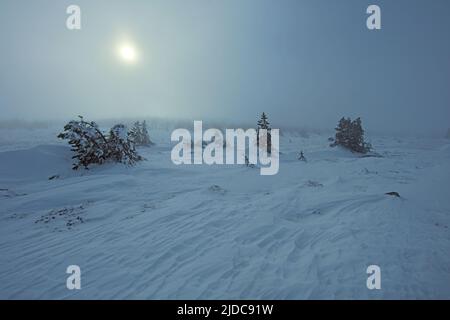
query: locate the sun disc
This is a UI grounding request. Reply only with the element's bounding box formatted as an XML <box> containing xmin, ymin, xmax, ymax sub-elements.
<box><xmin>118</xmin><ymin>44</ymin><xmax>137</xmax><ymax>63</ymax></box>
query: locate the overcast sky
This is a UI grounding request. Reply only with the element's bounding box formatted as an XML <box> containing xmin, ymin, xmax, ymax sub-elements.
<box><xmin>0</xmin><ymin>0</ymin><xmax>449</xmax><ymax>135</ymax></box>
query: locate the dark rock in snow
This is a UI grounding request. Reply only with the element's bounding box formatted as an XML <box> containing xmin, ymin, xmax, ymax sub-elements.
<box><xmin>385</xmin><ymin>192</ymin><xmax>401</xmax><ymax>198</ymax></box>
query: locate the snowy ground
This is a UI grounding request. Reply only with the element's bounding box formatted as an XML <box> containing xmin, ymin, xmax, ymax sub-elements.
<box><xmin>1</xmin><ymin>126</ymin><xmax>450</xmax><ymax>299</ymax></box>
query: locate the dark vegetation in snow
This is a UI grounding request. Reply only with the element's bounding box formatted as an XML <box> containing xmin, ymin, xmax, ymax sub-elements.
<box><xmin>331</xmin><ymin>117</ymin><xmax>372</xmax><ymax>154</ymax></box>
<box><xmin>257</xmin><ymin>112</ymin><xmax>272</xmax><ymax>154</ymax></box>
<box><xmin>58</xmin><ymin>116</ymin><xmax>150</xmax><ymax>170</ymax></box>
<box><xmin>129</xmin><ymin>121</ymin><xmax>154</xmax><ymax>146</ymax></box>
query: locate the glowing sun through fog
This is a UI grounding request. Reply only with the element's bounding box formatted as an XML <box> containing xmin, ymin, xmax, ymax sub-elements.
<box><xmin>117</xmin><ymin>43</ymin><xmax>138</xmax><ymax>64</ymax></box>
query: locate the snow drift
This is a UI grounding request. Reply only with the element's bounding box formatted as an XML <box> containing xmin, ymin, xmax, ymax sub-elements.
<box><xmin>1</xmin><ymin>130</ymin><xmax>449</xmax><ymax>299</ymax></box>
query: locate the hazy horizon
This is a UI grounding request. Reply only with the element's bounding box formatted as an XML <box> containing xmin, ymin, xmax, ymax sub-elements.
<box><xmin>1</xmin><ymin>0</ymin><xmax>449</xmax><ymax>136</ymax></box>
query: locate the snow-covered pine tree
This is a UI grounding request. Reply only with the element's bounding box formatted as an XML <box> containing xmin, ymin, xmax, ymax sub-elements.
<box><xmin>128</xmin><ymin>121</ymin><xmax>142</xmax><ymax>145</ymax></box>
<box><xmin>257</xmin><ymin>112</ymin><xmax>272</xmax><ymax>154</ymax></box>
<box><xmin>107</xmin><ymin>124</ymin><xmax>142</xmax><ymax>165</ymax></box>
<box><xmin>57</xmin><ymin>116</ymin><xmax>109</xmax><ymax>170</ymax></box>
<box><xmin>331</xmin><ymin>117</ymin><xmax>371</xmax><ymax>154</ymax></box>
<box><xmin>129</xmin><ymin>120</ymin><xmax>153</xmax><ymax>146</ymax></box>
<box><xmin>58</xmin><ymin>116</ymin><xmax>143</xmax><ymax>169</ymax></box>
<box><xmin>348</xmin><ymin>117</ymin><xmax>364</xmax><ymax>153</ymax></box>
<box><xmin>257</xmin><ymin>112</ymin><xmax>270</xmax><ymax>130</ymax></box>
<box><xmin>349</xmin><ymin>117</ymin><xmax>371</xmax><ymax>153</ymax></box>
<box><xmin>140</xmin><ymin>120</ymin><xmax>153</xmax><ymax>146</ymax></box>
<box><xmin>331</xmin><ymin>117</ymin><xmax>352</xmax><ymax>148</ymax></box>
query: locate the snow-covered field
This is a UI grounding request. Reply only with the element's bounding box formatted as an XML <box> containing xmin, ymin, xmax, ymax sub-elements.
<box><xmin>1</xmin><ymin>125</ymin><xmax>450</xmax><ymax>299</ymax></box>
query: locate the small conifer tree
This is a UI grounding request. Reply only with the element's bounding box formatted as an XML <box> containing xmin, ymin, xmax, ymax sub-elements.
<box><xmin>257</xmin><ymin>112</ymin><xmax>272</xmax><ymax>154</ymax></box>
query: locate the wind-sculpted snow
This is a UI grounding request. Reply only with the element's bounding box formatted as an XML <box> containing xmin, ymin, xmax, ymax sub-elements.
<box><xmin>0</xmin><ymin>130</ymin><xmax>449</xmax><ymax>299</ymax></box>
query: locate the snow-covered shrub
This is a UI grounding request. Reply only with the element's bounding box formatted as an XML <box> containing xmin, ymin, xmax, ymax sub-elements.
<box><xmin>129</xmin><ymin>121</ymin><xmax>153</xmax><ymax>146</ymax></box>
<box><xmin>58</xmin><ymin>116</ymin><xmax>142</xmax><ymax>170</ymax></box>
<box><xmin>331</xmin><ymin>117</ymin><xmax>371</xmax><ymax>154</ymax></box>
<box><xmin>57</xmin><ymin>116</ymin><xmax>109</xmax><ymax>170</ymax></box>
<box><xmin>106</xmin><ymin>124</ymin><xmax>142</xmax><ymax>165</ymax></box>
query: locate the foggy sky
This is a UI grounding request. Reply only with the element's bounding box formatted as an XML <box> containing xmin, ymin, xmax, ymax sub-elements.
<box><xmin>0</xmin><ymin>0</ymin><xmax>449</xmax><ymax>135</ymax></box>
